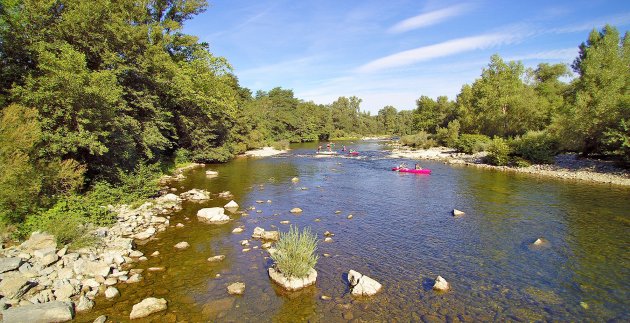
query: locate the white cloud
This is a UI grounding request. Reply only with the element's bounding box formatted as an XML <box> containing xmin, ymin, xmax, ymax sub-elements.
<box><xmin>389</xmin><ymin>4</ymin><xmax>472</xmax><ymax>33</ymax></box>
<box><xmin>357</xmin><ymin>33</ymin><xmax>517</xmax><ymax>73</ymax></box>
<box><xmin>507</xmin><ymin>48</ymin><xmax>578</xmax><ymax>62</ymax></box>
<box><xmin>549</xmin><ymin>12</ymin><xmax>630</xmax><ymax>34</ymax></box>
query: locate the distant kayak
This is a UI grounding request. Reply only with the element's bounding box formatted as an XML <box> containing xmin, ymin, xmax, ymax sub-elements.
<box><xmin>392</xmin><ymin>167</ymin><xmax>431</xmax><ymax>174</ymax></box>
<box><xmin>348</xmin><ymin>151</ymin><xmax>359</xmax><ymax>156</ymax></box>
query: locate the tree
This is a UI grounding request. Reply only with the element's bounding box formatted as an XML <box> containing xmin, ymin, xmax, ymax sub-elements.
<box><xmin>377</xmin><ymin>105</ymin><xmax>398</xmax><ymax>134</ymax></box>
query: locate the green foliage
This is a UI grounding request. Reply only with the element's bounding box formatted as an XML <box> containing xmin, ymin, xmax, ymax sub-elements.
<box><xmin>455</xmin><ymin>134</ymin><xmax>491</xmax><ymax>154</ymax></box>
<box><xmin>486</xmin><ymin>137</ymin><xmax>511</xmax><ymax>166</ymax></box>
<box><xmin>271</xmin><ymin>140</ymin><xmax>290</xmax><ymax>150</ymax></box>
<box><xmin>413</xmin><ymin>95</ymin><xmax>455</xmax><ymax>133</ymax></box>
<box><xmin>511</xmin><ymin>157</ymin><xmax>532</xmax><ymax>168</ymax></box>
<box><xmin>400</xmin><ymin>131</ymin><xmax>436</xmax><ymax>149</ymax></box>
<box><xmin>434</xmin><ymin>120</ymin><xmax>460</xmax><ymax>147</ymax></box>
<box><xmin>511</xmin><ymin>131</ymin><xmax>559</xmax><ymax>164</ymax></box>
<box><xmin>271</xmin><ymin>226</ymin><xmax>318</xmax><ymax>278</ymax></box>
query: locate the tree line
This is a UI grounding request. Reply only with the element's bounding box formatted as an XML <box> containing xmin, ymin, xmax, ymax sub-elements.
<box><xmin>0</xmin><ymin>0</ymin><xmax>627</xmax><ymax>236</ymax></box>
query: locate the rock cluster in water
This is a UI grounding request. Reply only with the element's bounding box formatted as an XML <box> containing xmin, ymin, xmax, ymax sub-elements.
<box><xmin>268</xmin><ymin>267</ymin><xmax>317</xmax><ymax>291</ymax></box>
<box><xmin>347</xmin><ymin>270</ymin><xmax>381</xmax><ymax>296</ymax></box>
<box><xmin>197</xmin><ymin>207</ymin><xmax>230</xmax><ymax>223</ymax></box>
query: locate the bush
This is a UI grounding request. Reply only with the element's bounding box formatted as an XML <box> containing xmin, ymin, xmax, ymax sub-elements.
<box><xmin>174</xmin><ymin>148</ymin><xmax>191</xmax><ymax>167</ymax></box>
<box><xmin>271</xmin><ymin>226</ymin><xmax>318</xmax><ymax>278</ymax></box>
<box><xmin>434</xmin><ymin>120</ymin><xmax>460</xmax><ymax>147</ymax></box>
<box><xmin>400</xmin><ymin>131</ymin><xmax>436</xmax><ymax>149</ymax></box>
<box><xmin>455</xmin><ymin>134</ymin><xmax>491</xmax><ymax>154</ymax></box>
<box><xmin>512</xmin><ymin>131</ymin><xmax>559</xmax><ymax>164</ymax></box>
<box><xmin>271</xmin><ymin>140</ymin><xmax>290</xmax><ymax>150</ymax></box>
<box><xmin>486</xmin><ymin>137</ymin><xmax>511</xmax><ymax>166</ymax></box>
<box><xmin>511</xmin><ymin>157</ymin><xmax>531</xmax><ymax>168</ymax></box>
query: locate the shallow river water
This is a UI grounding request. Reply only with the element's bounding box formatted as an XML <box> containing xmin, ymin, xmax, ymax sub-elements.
<box><xmin>77</xmin><ymin>141</ymin><xmax>630</xmax><ymax>322</ymax></box>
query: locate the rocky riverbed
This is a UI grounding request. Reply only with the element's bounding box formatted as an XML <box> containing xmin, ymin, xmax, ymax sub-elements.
<box><xmin>389</xmin><ymin>146</ymin><xmax>630</xmax><ymax>186</ymax></box>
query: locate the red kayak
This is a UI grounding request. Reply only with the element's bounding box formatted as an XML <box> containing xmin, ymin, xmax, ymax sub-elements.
<box><xmin>348</xmin><ymin>151</ymin><xmax>359</xmax><ymax>156</ymax></box>
<box><xmin>392</xmin><ymin>167</ymin><xmax>431</xmax><ymax>174</ymax></box>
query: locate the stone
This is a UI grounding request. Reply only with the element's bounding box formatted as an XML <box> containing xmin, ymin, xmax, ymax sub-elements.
<box><xmin>180</xmin><ymin>189</ymin><xmax>210</xmax><ymax>201</ymax></box>
<box><xmin>56</xmin><ymin>246</ymin><xmax>68</xmax><ymax>257</ymax></box>
<box><xmin>0</xmin><ymin>257</ymin><xmax>22</xmax><ymax>273</ymax></box>
<box><xmin>104</xmin><ymin>277</ymin><xmax>117</xmax><ymax>286</ymax></box>
<box><xmin>205</xmin><ymin>170</ymin><xmax>219</xmax><ymax>176</ymax></box>
<box><xmin>197</xmin><ymin>207</ymin><xmax>230</xmax><ymax>223</ymax></box>
<box><xmin>453</xmin><ymin>209</ymin><xmax>465</xmax><ymax>217</ymax></box>
<box><xmin>224</xmin><ymin>200</ymin><xmax>239</xmax><ymax>209</ymax></box>
<box><xmin>174</xmin><ymin>242</ymin><xmax>190</xmax><ymax>250</ymax></box>
<box><xmin>261</xmin><ymin>242</ymin><xmax>272</xmax><ymax>249</ymax></box>
<box><xmin>321</xmin><ymin>295</ymin><xmax>331</xmax><ymax>300</ymax></box>
<box><xmin>348</xmin><ymin>270</ymin><xmax>381</xmax><ymax>296</ymax></box>
<box><xmin>290</xmin><ymin>208</ymin><xmax>303</xmax><ymax>213</ymax></box>
<box><xmin>291</xmin><ymin>177</ymin><xmax>299</xmax><ymax>183</ymax></box>
<box><xmin>252</xmin><ymin>227</ymin><xmax>265</xmax><ymax>239</ymax></box>
<box><xmin>232</xmin><ymin>227</ymin><xmax>244</xmax><ymax>234</ymax></box>
<box><xmin>262</xmin><ymin>231</ymin><xmax>280</xmax><ymax>241</ymax></box>
<box><xmin>134</xmin><ymin>227</ymin><xmax>157</xmax><ymax>240</ymax></box>
<box><xmin>324</xmin><ymin>231</ymin><xmax>334</xmax><ymax>237</ymax></box>
<box><xmin>433</xmin><ymin>275</ymin><xmax>449</xmax><ymax>291</ymax></box>
<box><xmin>82</xmin><ymin>278</ymin><xmax>100</xmax><ymax>289</ymax></box>
<box><xmin>129</xmin><ymin>250</ymin><xmax>144</xmax><ymax>258</ymax></box>
<box><xmin>268</xmin><ymin>267</ymin><xmax>317</xmax><ymax>291</ymax></box>
<box><xmin>227</xmin><ymin>282</ymin><xmax>245</xmax><ymax>295</ymax></box>
<box><xmin>148</xmin><ymin>267</ymin><xmax>165</xmax><ymax>272</ymax></box>
<box><xmin>73</xmin><ymin>259</ymin><xmax>111</xmax><ymax>277</ymax></box>
<box><xmin>207</xmin><ymin>255</ymin><xmax>225</xmax><ymax>262</ymax></box>
<box><xmin>324</xmin><ymin>237</ymin><xmax>333</xmax><ymax>243</ymax></box>
<box><xmin>176</xmin><ymin>223</ymin><xmax>184</xmax><ymax>228</ymax></box>
<box><xmin>126</xmin><ymin>274</ymin><xmax>142</xmax><ymax>283</ymax></box>
<box><xmin>1</xmin><ymin>301</ymin><xmax>74</xmax><ymax>323</ymax></box>
<box><xmin>347</xmin><ymin>214</ymin><xmax>353</xmax><ymax>219</ymax></box>
<box><xmin>129</xmin><ymin>297</ymin><xmax>167</xmax><ymax>319</ymax></box>
<box><xmin>105</xmin><ymin>286</ymin><xmax>120</xmax><ymax>299</ymax></box>
<box><xmin>240</xmin><ymin>240</ymin><xmax>249</xmax><ymax>246</ymax></box>
<box><xmin>93</xmin><ymin>315</ymin><xmax>107</xmax><ymax>323</ymax></box>
<box><xmin>19</xmin><ymin>232</ymin><xmax>57</xmax><ymax>253</ymax></box>
<box><xmin>0</xmin><ymin>272</ymin><xmax>32</xmax><ymax>299</ymax></box>
<box><xmin>53</xmin><ymin>282</ymin><xmax>77</xmax><ymax>300</ymax></box>
<box><xmin>218</xmin><ymin>191</ymin><xmax>233</xmax><ymax>198</ymax></box>
<box><xmin>242</xmin><ymin>248</ymin><xmax>251</xmax><ymax>252</ymax></box>
<box><xmin>201</xmin><ymin>297</ymin><xmax>235</xmax><ymax>319</ymax></box>
<box><xmin>157</xmin><ymin>193</ymin><xmax>180</xmax><ymax>203</ymax></box>
<box><xmin>280</xmin><ymin>220</ymin><xmax>290</xmax><ymax>224</ymax></box>
<box><xmin>151</xmin><ymin>251</ymin><xmax>160</xmax><ymax>257</ymax></box>
<box><xmin>335</xmin><ymin>210</ymin><xmax>341</xmax><ymax>214</ymax></box>
<box><xmin>76</xmin><ymin>295</ymin><xmax>94</xmax><ymax>312</ymax></box>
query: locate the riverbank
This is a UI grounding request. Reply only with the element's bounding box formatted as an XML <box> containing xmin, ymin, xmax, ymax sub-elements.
<box><xmin>389</xmin><ymin>146</ymin><xmax>630</xmax><ymax>186</ymax></box>
<box><xmin>242</xmin><ymin>147</ymin><xmax>287</xmax><ymax>157</ymax></box>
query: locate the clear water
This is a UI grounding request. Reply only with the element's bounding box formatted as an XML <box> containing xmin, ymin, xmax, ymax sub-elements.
<box><xmin>76</xmin><ymin>141</ymin><xmax>630</xmax><ymax>322</ymax></box>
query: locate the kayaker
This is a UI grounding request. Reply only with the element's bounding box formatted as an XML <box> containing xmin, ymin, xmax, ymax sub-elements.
<box><xmin>317</xmin><ymin>145</ymin><xmax>322</xmax><ymax>153</ymax></box>
<box><xmin>326</xmin><ymin>142</ymin><xmax>331</xmax><ymax>151</ymax></box>
<box><xmin>342</xmin><ymin>145</ymin><xmax>346</xmax><ymax>151</ymax></box>
<box><xmin>415</xmin><ymin>163</ymin><xmax>422</xmax><ymax>170</ymax></box>
<box><xmin>398</xmin><ymin>162</ymin><xmax>407</xmax><ymax>169</ymax></box>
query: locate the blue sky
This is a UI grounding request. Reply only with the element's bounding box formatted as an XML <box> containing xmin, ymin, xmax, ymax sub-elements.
<box><xmin>184</xmin><ymin>0</ymin><xmax>630</xmax><ymax>114</ymax></box>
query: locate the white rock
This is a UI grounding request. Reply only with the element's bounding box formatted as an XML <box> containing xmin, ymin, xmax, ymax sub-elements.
<box><xmin>197</xmin><ymin>207</ymin><xmax>230</xmax><ymax>223</ymax></box>
<box><xmin>1</xmin><ymin>301</ymin><xmax>74</xmax><ymax>322</ymax></box>
<box><xmin>290</xmin><ymin>208</ymin><xmax>303</xmax><ymax>213</ymax></box>
<box><xmin>291</xmin><ymin>177</ymin><xmax>299</xmax><ymax>183</ymax></box>
<box><xmin>224</xmin><ymin>200</ymin><xmax>239</xmax><ymax>209</ymax></box>
<box><xmin>76</xmin><ymin>295</ymin><xmax>94</xmax><ymax>312</ymax></box>
<box><xmin>176</xmin><ymin>223</ymin><xmax>184</xmax><ymax>228</ymax></box>
<box><xmin>252</xmin><ymin>227</ymin><xmax>265</xmax><ymax>239</ymax></box>
<box><xmin>105</xmin><ymin>286</ymin><xmax>120</xmax><ymax>299</ymax></box>
<box><xmin>180</xmin><ymin>189</ymin><xmax>211</xmax><ymax>201</ymax></box>
<box><xmin>19</xmin><ymin>232</ymin><xmax>57</xmax><ymax>252</ymax></box>
<box><xmin>129</xmin><ymin>250</ymin><xmax>144</xmax><ymax>258</ymax></box>
<box><xmin>348</xmin><ymin>270</ymin><xmax>381</xmax><ymax>296</ymax></box>
<box><xmin>453</xmin><ymin>209</ymin><xmax>465</xmax><ymax>217</ymax></box>
<box><xmin>205</xmin><ymin>170</ymin><xmax>219</xmax><ymax>176</ymax></box>
<box><xmin>207</xmin><ymin>255</ymin><xmax>225</xmax><ymax>262</ymax></box>
<box><xmin>262</xmin><ymin>231</ymin><xmax>279</xmax><ymax>241</ymax></box>
<box><xmin>240</xmin><ymin>240</ymin><xmax>249</xmax><ymax>246</ymax></box>
<box><xmin>126</xmin><ymin>274</ymin><xmax>142</xmax><ymax>284</ymax></box>
<box><xmin>227</xmin><ymin>282</ymin><xmax>245</xmax><ymax>295</ymax></box>
<box><xmin>129</xmin><ymin>297</ymin><xmax>167</xmax><ymax>319</ymax></box>
<box><xmin>268</xmin><ymin>267</ymin><xmax>317</xmax><ymax>291</ymax></box>
<box><xmin>53</xmin><ymin>282</ymin><xmax>77</xmax><ymax>300</ymax></box>
<box><xmin>433</xmin><ymin>275</ymin><xmax>449</xmax><ymax>291</ymax></box>
<box><xmin>134</xmin><ymin>227</ymin><xmax>157</xmax><ymax>240</ymax></box>
<box><xmin>0</xmin><ymin>257</ymin><xmax>22</xmax><ymax>273</ymax></box>
<box><xmin>104</xmin><ymin>277</ymin><xmax>117</xmax><ymax>286</ymax></box>
<box><xmin>174</xmin><ymin>242</ymin><xmax>190</xmax><ymax>249</ymax></box>
<box><xmin>232</xmin><ymin>227</ymin><xmax>244</xmax><ymax>234</ymax></box>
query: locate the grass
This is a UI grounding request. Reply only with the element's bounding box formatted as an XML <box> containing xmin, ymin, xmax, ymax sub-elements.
<box><xmin>271</xmin><ymin>226</ymin><xmax>318</xmax><ymax>278</ymax></box>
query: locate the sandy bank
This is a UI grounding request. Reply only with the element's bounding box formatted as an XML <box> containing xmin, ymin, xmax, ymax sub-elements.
<box><xmin>243</xmin><ymin>147</ymin><xmax>287</xmax><ymax>157</ymax></box>
<box><xmin>389</xmin><ymin>146</ymin><xmax>630</xmax><ymax>186</ymax></box>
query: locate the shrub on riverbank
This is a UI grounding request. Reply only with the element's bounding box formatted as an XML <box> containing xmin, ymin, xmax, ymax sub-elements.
<box><xmin>400</xmin><ymin>131</ymin><xmax>436</xmax><ymax>149</ymax></box>
<box><xmin>271</xmin><ymin>226</ymin><xmax>318</xmax><ymax>278</ymax></box>
<box><xmin>512</xmin><ymin>131</ymin><xmax>559</xmax><ymax>164</ymax></box>
<box><xmin>455</xmin><ymin>134</ymin><xmax>491</xmax><ymax>154</ymax></box>
<box><xmin>486</xmin><ymin>137</ymin><xmax>511</xmax><ymax>166</ymax></box>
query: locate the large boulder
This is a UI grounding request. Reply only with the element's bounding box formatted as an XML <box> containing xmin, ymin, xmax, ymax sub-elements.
<box><xmin>224</xmin><ymin>200</ymin><xmax>239</xmax><ymax>209</ymax></box>
<box><xmin>268</xmin><ymin>267</ymin><xmax>317</xmax><ymax>291</ymax></box>
<box><xmin>347</xmin><ymin>270</ymin><xmax>381</xmax><ymax>296</ymax></box>
<box><xmin>19</xmin><ymin>232</ymin><xmax>56</xmax><ymax>253</ymax></box>
<box><xmin>197</xmin><ymin>208</ymin><xmax>230</xmax><ymax>223</ymax></box>
<box><xmin>0</xmin><ymin>257</ymin><xmax>22</xmax><ymax>274</ymax></box>
<box><xmin>432</xmin><ymin>275</ymin><xmax>449</xmax><ymax>291</ymax></box>
<box><xmin>129</xmin><ymin>297</ymin><xmax>167</xmax><ymax>319</ymax></box>
<box><xmin>0</xmin><ymin>272</ymin><xmax>32</xmax><ymax>299</ymax></box>
<box><xmin>180</xmin><ymin>189</ymin><xmax>210</xmax><ymax>201</ymax></box>
<box><xmin>1</xmin><ymin>301</ymin><xmax>74</xmax><ymax>323</ymax></box>
<box><xmin>227</xmin><ymin>282</ymin><xmax>245</xmax><ymax>295</ymax></box>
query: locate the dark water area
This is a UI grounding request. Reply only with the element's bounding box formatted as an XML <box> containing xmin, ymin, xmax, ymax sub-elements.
<box><xmin>77</xmin><ymin>141</ymin><xmax>630</xmax><ymax>322</ymax></box>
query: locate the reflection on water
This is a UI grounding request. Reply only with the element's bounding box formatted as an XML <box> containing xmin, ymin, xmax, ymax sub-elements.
<box><xmin>77</xmin><ymin>141</ymin><xmax>630</xmax><ymax>322</ymax></box>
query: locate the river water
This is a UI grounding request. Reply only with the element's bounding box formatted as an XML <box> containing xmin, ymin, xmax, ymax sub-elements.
<box><xmin>77</xmin><ymin>141</ymin><xmax>630</xmax><ymax>322</ymax></box>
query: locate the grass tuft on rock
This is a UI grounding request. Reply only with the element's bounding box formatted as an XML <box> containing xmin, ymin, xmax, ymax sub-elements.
<box><xmin>271</xmin><ymin>225</ymin><xmax>318</xmax><ymax>278</ymax></box>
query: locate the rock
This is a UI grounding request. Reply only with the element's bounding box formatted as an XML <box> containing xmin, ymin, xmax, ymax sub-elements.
<box><xmin>134</xmin><ymin>227</ymin><xmax>156</xmax><ymax>240</ymax></box>
<box><xmin>205</xmin><ymin>170</ymin><xmax>219</xmax><ymax>176</ymax></box>
<box><xmin>262</xmin><ymin>231</ymin><xmax>279</xmax><ymax>241</ymax></box>
<box><xmin>56</xmin><ymin>246</ymin><xmax>68</xmax><ymax>257</ymax></box>
<box><xmin>76</xmin><ymin>295</ymin><xmax>94</xmax><ymax>312</ymax></box>
<box><xmin>335</xmin><ymin>210</ymin><xmax>341</xmax><ymax>214</ymax></box>
<box><xmin>324</xmin><ymin>237</ymin><xmax>333</xmax><ymax>243</ymax></box>
<box><xmin>148</xmin><ymin>267</ymin><xmax>165</xmax><ymax>272</ymax></box>
<box><xmin>73</xmin><ymin>259</ymin><xmax>111</xmax><ymax>277</ymax></box>
<box><xmin>218</xmin><ymin>191</ymin><xmax>233</xmax><ymax>198</ymax></box>
<box><xmin>197</xmin><ymin>208</ymin><xmax>230</xmax><ymax>223</ymax></box>
<box><xmin>321</xmin><ymin>295</ymin><xmax>331</xmax><ymax>300</ymax></box>
<box><xmin>240</xmin><ymin>240</ymin><xmax>249</xmax><ymax>246</ymax></box>
<box><xmin>242</xmin><ymin>248</ymin><xmax>250</xmax><ymax>252</ymax></box>
<box><xmin>1</xmin><ymin>301</ymin><xmax>74</xmax><ymax>323</ymax></box>
<box><xmin>129</xmin><ymin>297</ymin><xmax>167</xmax><ymax>319</ymax></box>
<box><xmin>347</xmin><ymin>214</ymin><xmax>353</xmax><ymax>219</ymax></box>
<box><xmin>268</xmin><ymin>267</ymin><xmax>317</xmax><ymax>291</ymax></box>
<box><xmin>232</xmin><ymin>227</ymin><xmax>244</xmax><ymax>234</ymax></box>
<box><xmin>291</xmin><ymin>177</ymin><xmax>299</xmax><ymax>183</ymax></box>
<box><xmin>53</xmin><ymin>281</ymin><xmax>77</xmax><ymax>300</ymax></box>
<box><xmin>0</xmin><ymin>257</ymin><xmax>22</xmax><ymax>273</ymax></box>
<box><xmin>348</xmin><ymin>270</ymin><xmax>381</xmax><ymax>296</ymax></box>
<box><xmin>324</xmin><ymin>231</ymin><xmax>334</xmax><ymax>237</ymax></box>
<box><xmin>180</xmin><ymin>189</ymin><xmax>210</xmax><ymax>201</ymax></box>
<box><xmin>174</xmin><ymin>242</ymin><xmax>190</xmax><ymax>250</ymax></box>
<box><xmin>252</xmin><ymin>227</ymin><xmax>265</xmax><ymax>239</ymax></box>
<box><xmin>433</xmin><ymin>275</ymin><xmax>449</xmax><ymax>291</ymax></box>
<box><xmin>280</xmin><ymin>220</ymin><xmax>290</xmax><ymax>225</ymax></box>
<box><xmin>19</xmin><ymin>232</ymin><xmax>57</xmax><ymax>253</ymax></box>
<box><xmin>227</xmin><ymin>282</ymin><xmax>245</xmax><ymax>295</ymax></box>
<box><xmin>104</xmin><ymin>277</ymin><xmax>117</xmax><ymax>286</ymax></box>
<box><xmin>224</xmin><ymin>200</ymin><xmax>239</xmax><ymax>209</ymax></box>
<box><xmin>129</xmin><ymin>250</ymin><xmax>144</xmax><ymax>258</ymax></box>
<box><xmin>453</xmin><ymin>209</ymin><xmax>465</xmax><ymax>217</ymax></box>
<box><xmin>126</xmin><ymin>274</ymin><xmax>142</xmax><ymax>283</ymax></box>
<box><xmin>290</xmin><ymin>208</ymin><xmax>302</xmax><ymax>213</ymax></box>
<box><xmin>0</xmin><ymin>272</ymin><xmax>32</xmax><ymax>299</ymax></box>
<box><xmin>261</xmin><ymin>242</ymin><xmax>272</xmax><ymax>249</ymax></box>
<box><xmin>176</xmin><ymin>223</ymin><xmax>184</xmax><ymax>228</ymax></box>
<box><xmin>151</xmin><ymin>251</ymin><xmax>160</xmax><ymax>257</ymax></box>
<box><xmin>201</xmin><ymin>297</ymin><xmax>235</xmax><ymax>319</ymax></box>
<box><xmin>105</xmin><ymin>286</ymin><xmax>120</xmax><ymax>299</ymax></box>
<box><xmin>207</xmin><ymin>255</ymin><xmax>225</xmax><ymax>262</ymax></box>
<box><xmin>93</xmin><ymin>315</ymin><xmax>107</xmax><ymax>323</ymax></box>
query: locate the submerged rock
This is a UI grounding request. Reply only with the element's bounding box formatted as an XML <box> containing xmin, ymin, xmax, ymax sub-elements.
<box><xmin>174</xmin><ymin>242</ymin><xmax>190</xmax><ymax>250</ymax></box>
<box><xmin>129</xmin><ymin>297</ymin><xmax>167</xmax><ymax>319</ymax></box>
<box><xmin>180</xmin><ymin>189</ymin><xmax>211</xmax><ymax>201</ymax></box>
<box><xmin>433</xmin><ymin>275</ymin><xmax>449</xmax><ymax>291</ymax></box>
<box><xmin>227</xmin><ymin>282</ymin><xmax>245</xmax><ymax>295</ymax></box>
<box><xmin>224</xmin><ymin>200</ymin><xmax>239</xmax><ymax>209</ymax></box>
<box><xmin>348</xmin><ymin>270</ymin><xmax>381</xmax><ymax>296</ymax></box>
<box><xmin>290</xmin><ymin>208</ymin><xmax>303</xmax><ymax>214</ymax></box>
<box><xmin>206</xmin><ymin>170</ymin><xmax>219</xmax><ymax>177</ymax></box>
<box><xmin>197</xmin><ymin>207</ymin><xmax>230</xmax><ymax>223</ymax></box>
<box><xmin>268</xmin><ymin>267</ymin><xmax>317</xmax><ymax>291</ymax></box>
<box><xmin>291</xmin><ymin>177</ymin><xmax>299</xmax><ymax>183</ymax></box>
<box><xmin>452</xmin><ymin>209</ymin><xmax>465</xmax><ymax>217</ymax></box>
<box><xmin>207</xmin><ymin>255</ymin><xmax>225</xmax><ymax>262</ymax></box>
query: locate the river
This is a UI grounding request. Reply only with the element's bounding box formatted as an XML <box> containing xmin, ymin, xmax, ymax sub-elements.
<box><xmin>77</xmin><ymin>140</ymin><xmax>630</xmax><ymax>322</ymax></box>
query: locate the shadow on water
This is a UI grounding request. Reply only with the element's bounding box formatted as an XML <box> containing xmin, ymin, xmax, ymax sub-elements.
<box><xmin>76</xmin><ymin>141</ymin><xmax>630</xmax><ymax>322</ymax></box>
